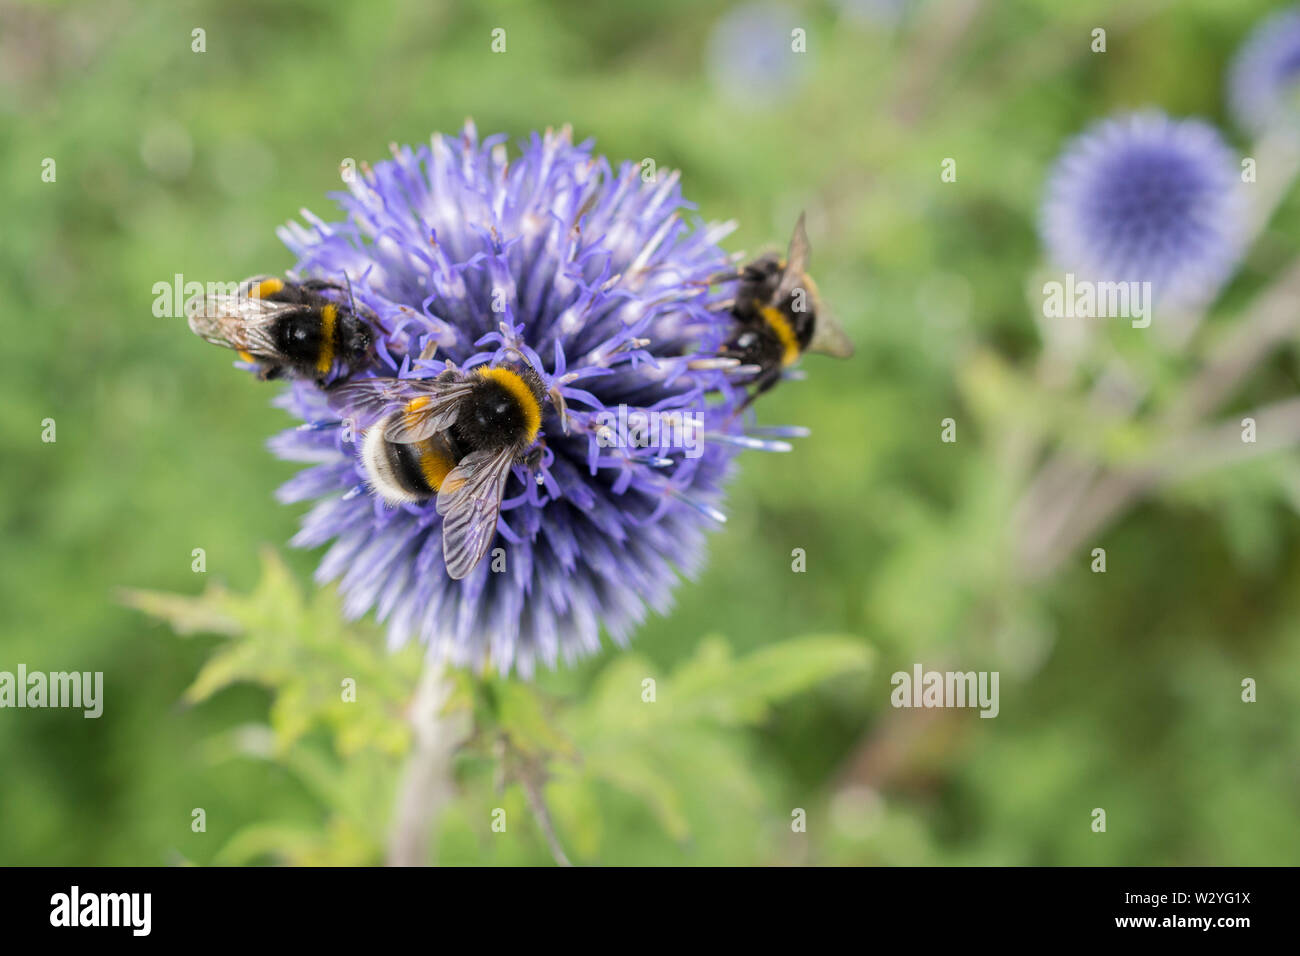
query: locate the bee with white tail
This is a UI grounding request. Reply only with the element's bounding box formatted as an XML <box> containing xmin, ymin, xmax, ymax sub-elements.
<box><xmin>338</xmin><ymin>363</ymin><xmax>557</xmax><ymax>579</ymax></box>
<box><xmin>187</xmin><ymin>275</ymin><xmax>374</xmax><ymax>385</ymax></box>
<box><xmin>718</xmin><ymin>214</ymin><xmax>854</xmax><ymax>407</ymax></box>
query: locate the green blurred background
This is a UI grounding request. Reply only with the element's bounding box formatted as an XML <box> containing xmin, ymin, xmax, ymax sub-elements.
<box><xmin>3</xmin><ymin>0</ymin><xmax>1299</xmax><ymax>865</ymax></box>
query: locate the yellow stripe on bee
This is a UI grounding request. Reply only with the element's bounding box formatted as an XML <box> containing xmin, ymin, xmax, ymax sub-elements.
<box><xmin>316</xmin><ymin>303</ymin><xmax>337</xmax><ymax>374</ymax></box>
<box><xmin>416</xmin><ymin>443</ymin><xmax>456</xmax><ymax>491</ymax></box>
<box><xmin>479</xmin><ymin>367</ymin><xmax>541</xmax><ymax>442</ymax></box>
<box><xmin>237</xmin><ymin>349</ymin><xmax>255</xmax><ymax>363</ymax></box>
<box><xmin>252</xmin><ymin>278</ymin><xmax>284</xmax><ymax>299</ymax></box>
<box><xmin>403</xmin><ymin>395</ymin><xmax>431</xmax><ymax>431</ymax></box>
<box><xmin>760</xmin><ymin>305</ymin><xmax>801</xmax><ymax>367</ymax></box>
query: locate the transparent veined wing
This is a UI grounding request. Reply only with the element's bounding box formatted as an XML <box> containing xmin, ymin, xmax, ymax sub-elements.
<box><xmin>775</xmin><ymin>212</ymin><xmax>811</xmax><ymax>301</ymax></box>
<box><xmin>330</xmin><ymin>375</ymin><xmax>474</xmax><ymax>441</ymax></box>
<box><xmin>186</xmin><ymin>293</ymin><xmax>291</xmax><ymax>357</ymax></box>
<box><xmin>436</xmin><ymin>445</ymin><xmax>517</xmax><ymax>579</ymax></box>
<box><xmin>329</xmin><ymin>376</ymin><xmax>414</xmax><ymax>421</ymax></box>
<box><xmin>806</xmin><ymin>300</ymin><xmax>855</xmax><ymax>358</ymax></box>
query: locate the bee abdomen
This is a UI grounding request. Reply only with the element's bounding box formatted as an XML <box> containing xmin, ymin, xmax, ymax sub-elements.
<box><xmin>361</xmin><ymin>422</ymin><xmax>460</xmax><ymax>505</ymax></box>
<box><xmin>758</xmin><ymin>305</ymin><xmax>803</xmax><ymax>367</ymax></box>
<box><xmin>272</xmin><ymin>310</ymin><xmax>325</xmax><ymax>365</ymax></box>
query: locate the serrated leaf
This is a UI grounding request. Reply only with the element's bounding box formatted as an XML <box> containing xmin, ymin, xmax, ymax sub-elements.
<box><xmin>583</xmin><ymin>748</ymin><xmax>691</xmax><ymax>842</ymax></box>
<box><xmin>544</xmin><ymin>775</ymin><xmax>603</xmax><ymax>861</ymax></box>
<box><xmin>117</xmin><ymin>586</ymin><xmax>242</xmax><ymax>637</ymax></box>
<box><xmin>183</xmin><ymin>641</ymin><xmax>265</xmax><ymax>704</ymax></box>
<box><xmin>671</xmin><ymin>634</ymin><xmax>873</xmax><ymax>725</ymax></box>
<box><xmin>494</xmin><ymin>680</ymin><xmax>575</xmax><ymax>758</ymax></box>
<box><xmin>212</xmin><ymin>822</ymin><xmax>325</xmax><ymax>866</ymax></box>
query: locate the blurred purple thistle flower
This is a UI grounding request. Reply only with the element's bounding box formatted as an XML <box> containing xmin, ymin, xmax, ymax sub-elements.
<box><xmin>707</xmin><ymin>2</ymin><xmax>806</xmax><ymax>104</ymax></box>
<box><xmin>1039</xmin><ymin>111</ymin><xmax>1246</xmax><ymax>308</ymax></box>
<box><xmin>269</xmin><ymin>122</ymin><xmax>767</xmax><ymax>677</ymax></box>
<box><xmin>833</xmin><ymin>0</ymin><xmax>906</xmax><ymax>30</ymax></box>
<box><xmin>1228</xmin><ymin>6</ymin><xmax>1300</xmax><ymax>137</ymax></box>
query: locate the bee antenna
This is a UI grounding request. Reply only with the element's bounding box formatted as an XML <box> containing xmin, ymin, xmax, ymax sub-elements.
<box><xmin>343</xmin><ymin>272</ymin><xmax>359</xmax><ymax>315</ymax></box>
<box><xmin>498</xmin><ymin>343</ymin><xmax>541</xmax><ymax>376</ymax></box>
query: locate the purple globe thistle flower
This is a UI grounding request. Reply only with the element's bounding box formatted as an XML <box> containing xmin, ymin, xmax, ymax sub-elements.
<box><xmin>267</xmin><ymin>122</ymin><xmax>785</xmax><ymax>677</ymax></box>
<box><xmin>1228</xmin><ymin>6</ymin><xmax>1300</xmax><ymax>137</ymax></box>
<box><xmin>1039</xmin><ymin>111</ymin><xmax>1246</xmax><ymax>308</ymax></box>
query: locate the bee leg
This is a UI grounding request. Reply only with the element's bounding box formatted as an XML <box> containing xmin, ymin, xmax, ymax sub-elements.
<box><xmin>694</xmin><ymin>268</ymin><xmax>744</xmax><ymax>287</ymax></box>
<box><xmin>260</xmin><ymin>364</ymin><xmax>285</xmax><ymax>382</ymax></box>
<box><xmin>548</xmin><ymin>385</ymin><xmax>571</xmax><ymax>435</ymax></box>
<box><xmin>735</xmin><ymin>366</ymin><xmax>784</xmax><ymax>413</ymax></box>
<box><xmin>523</xmin><ymin>443</ymin><xmax>550</xmax><ymax>486</ymax></box>
<box><xmin>315</xmin><ymin>367</ymin><xmax>348</xmax><ymax>390</ymax></box>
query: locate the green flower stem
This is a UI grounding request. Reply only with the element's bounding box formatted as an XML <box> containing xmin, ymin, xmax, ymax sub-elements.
<box><xmin>387</xmin><ymin>656</ymin><xmax>469</xmax><ymax>867</ymax></box>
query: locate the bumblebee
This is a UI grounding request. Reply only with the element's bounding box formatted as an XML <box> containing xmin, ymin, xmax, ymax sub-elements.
<box><xmin>187</xmin><ymin>275</ymin><xmax>374</xmax><ymax>385</ymax></box>
<box><xmin>720</xmin><ymin>214</ymin><xmax>854</xmax><ymax>407</ymax></box>
<box><xmin>339</xmin><ymin>363</ymin><xmax>552</xmax><ymax>579</ymax></box>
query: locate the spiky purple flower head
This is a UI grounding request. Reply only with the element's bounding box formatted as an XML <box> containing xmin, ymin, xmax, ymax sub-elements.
<box><xmin>1039</xmin><ymin>111</ymin><xmax>1246</xmax><ymax>308</ymax></box>
<box><xmin>268</xmin><ymin>122</ymin><xmax>771</xmax><ymax>677</ymax></box>
<box><xmin>1228</xmin><ymin>6</ymin><xmax>1300</xmax><ymax>137</ymax></box>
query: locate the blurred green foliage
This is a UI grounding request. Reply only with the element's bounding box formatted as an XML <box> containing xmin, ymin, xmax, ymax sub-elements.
<box><xmin>126</xmin><ymin>552</ymin><xmax>871</xmax><ymax>864</ymax></box>
<box><xmin>2</xmin><ymin>0</ymin><xmax>1299</xmax><ymax>865</ymax></box>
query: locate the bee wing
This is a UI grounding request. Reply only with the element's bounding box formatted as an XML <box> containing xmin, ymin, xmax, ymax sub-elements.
<box><xmin>382</xmin><ymin>381</ymin><xmax>475</xmax><ymax>443</ymax></box>
<box><xmin>775</xmin><ymin>213</ymin><xmax>811</xmax><ymax>300</ymax></box>
<box><xmin>330</xmin><ymin>376</ymin><xmax>474</xmax><ymax>441</ymax></box>
<box><xmin>436</xmin><ymin>445</ymin><xmax>517</xmax><ymax>580</ymax></box>
<box><xmin>330</xmin><ymin>377</ymin><xmax>410</xmax><ymax>418</ymax></box>
<box><xmin>806</xmin><ymin>302</ymin><xmax>855</xmax><ymax>359</ymax></box>
<box><xmin>186</xmin><ymin>294</ymin><xmax>292</xmax><ymax>356</ymax></box>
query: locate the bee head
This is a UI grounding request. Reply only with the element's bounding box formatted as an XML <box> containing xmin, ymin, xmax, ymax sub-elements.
<box><xmin>486</xmin><ymin>348</ymin><xmax>572</xmax><ymax>437</ymax></box>
<box><xmin>341</xmin><ymin>316</ymin><xmax>373</xmax><ymax>359</ymax></box>
<box><xmin>337</xmin><ymin>272</ymin><xmax>375</xmax><ymax>360</ymax></box>
<box><xmin>738</xmin><ymin>254</ymin><xmax>785</xmax><ymax>308</ymax></box>
<box><xmin>744</xmin><ymin>254</ymin><xmax>783</xmax><ymax>280</ymax></box>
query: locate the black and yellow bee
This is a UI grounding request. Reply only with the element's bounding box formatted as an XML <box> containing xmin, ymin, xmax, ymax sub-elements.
<box><xmin>339</xmin><ymin>363</ymin><xmax>553</xmax><ymax>579</ymax></box>
<box><xmin>187</xmin><ymin>275</ymin><xmax>374</xmax><ymax>385</ymax></box>
<box><xmin>720</xmin><ymin>214</ymin><xmax>853</xmax><ymax>407</ymax></box>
